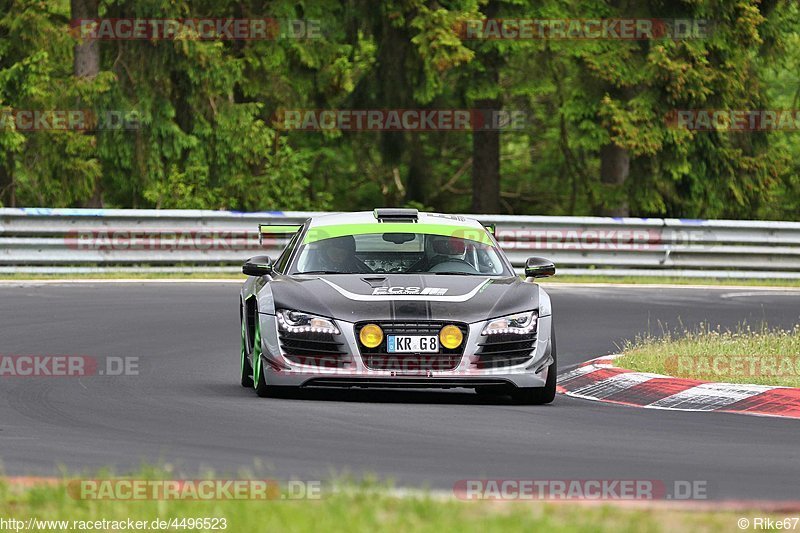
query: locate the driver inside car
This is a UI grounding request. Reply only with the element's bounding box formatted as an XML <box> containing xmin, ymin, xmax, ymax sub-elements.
<box><xmin>316</xmin><ymin>235</ymin><xmax>372</xmax><ymax>273</ymax></box>
<box><xmin>428</xmin><ymin>236</ymin><xmax>468</xmax><ymax>267</ymax></box>
<box><xmin>407</xmin><ymin>235</ymin><xmax>473</xmax><ymax>272</ymax></box>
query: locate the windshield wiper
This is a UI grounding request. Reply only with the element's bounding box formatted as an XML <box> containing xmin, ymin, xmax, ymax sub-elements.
<box><xmin>429</xmin><ymin>271</ymin><xmax>477</xmax><ymax>276</ymax></box>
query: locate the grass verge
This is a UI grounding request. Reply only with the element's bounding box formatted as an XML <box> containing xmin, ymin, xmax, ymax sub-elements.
<box><xmin>0</xmin><ymin>474</ymin><xmax>774</xmax><ymax>532</ymax></box>
<box><xmin>0</xmin><ymin>271</ymin><xmax>244</xmax><ymax>280</ymax></box>
<box><xmin>1</xmin><ymin>272</ymin><xmax>800</xmax><ymax>288</ymax></box>
<box><xmin>617</xmin><ymin>325</ymin><xmax>800</xmax><ymax>387</ymax></box>
<box><xmin>542</xmin><ymin>275</ymin><xmax>800</xmax><ymax>287</ymax></box>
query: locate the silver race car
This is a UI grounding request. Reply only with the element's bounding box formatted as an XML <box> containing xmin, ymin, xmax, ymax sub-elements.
<box><xmin>239</xmin><ymin>209</ymin><xmax>556</xmax><ymax>404</ymax></box>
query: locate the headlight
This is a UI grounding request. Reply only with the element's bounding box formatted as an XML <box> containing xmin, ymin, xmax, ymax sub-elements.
<box><xmin>482</xmin><ymin>311</ymin><xmax>538</xmax><ymax>335</ymax></box>
<box><xmin>277</xmin><ymin>309</ymin><xmax>340</xmax><ymax>335</ymax></box>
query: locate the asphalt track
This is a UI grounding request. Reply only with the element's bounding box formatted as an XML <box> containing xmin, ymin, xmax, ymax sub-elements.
<box><xmin>1</xmin><ymin>282</ymin><xmax>799</xmax><ymax>500</ymax></box>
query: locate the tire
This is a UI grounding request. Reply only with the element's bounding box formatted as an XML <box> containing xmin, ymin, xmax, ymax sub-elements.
<box><xmin>511</xmin><ymin>323</ymin><xmax>557</xmax><ymax>405</ymax></box>
<box><xmin>254</xmin><ymin>355</ymin><xmax>295</xmax><ymax>398</ymax></box>
<box><xmin>240</xmin><ymin>314</ymin><xmax>254</xmax><ymax>388</ymax></box>
<box><xmin>249</xmin><ymin>309</ymin><xmax>297</xmax><ymax>399</ymax></box>
<box><xmin>254</xmin><ymin>354</ymin><xmax>271</xmax><ymax>397</ymax></box>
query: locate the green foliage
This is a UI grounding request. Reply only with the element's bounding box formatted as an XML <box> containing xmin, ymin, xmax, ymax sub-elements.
<box><xmin>0</xmin><ymin>0</ymin><xmax>797</xmax><ymax>219</ymax></box>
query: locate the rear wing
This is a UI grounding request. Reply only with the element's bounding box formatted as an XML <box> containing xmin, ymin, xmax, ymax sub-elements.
<box><xmin>258</xmin><ymin>224</ymin><xmax>302</xmax><ymax>245</ymax></box>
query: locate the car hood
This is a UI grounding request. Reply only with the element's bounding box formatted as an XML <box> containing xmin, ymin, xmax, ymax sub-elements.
<box><xmin>268</xmin><ymin>274</ymin><xmax>539</xmax><ymax>324</ymax></box>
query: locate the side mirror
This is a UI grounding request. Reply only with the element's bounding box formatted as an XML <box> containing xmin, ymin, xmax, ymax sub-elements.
<box><xmin>524</xmin><ymin>256</ymin><xmax>555</xmax><ymax>278</ymax></box>
<box><xmin>243</xmin><ymin>255</ymin><xmax>273</xmax><ymax>277</ymax></box>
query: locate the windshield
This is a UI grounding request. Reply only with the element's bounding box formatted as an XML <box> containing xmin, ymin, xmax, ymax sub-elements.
<box><xmin>291</xmin><ymin>232</ymin><xmax>510</xmax><ymax>275</ymax></box>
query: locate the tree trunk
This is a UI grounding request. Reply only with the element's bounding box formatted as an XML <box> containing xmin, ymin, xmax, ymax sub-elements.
<box><xmin>377</xmin><ymin>15</ymin><xmax>409</xmax><ymax>201</ymax></box>
<box><xmin>471</xmin><ymin>106</ymin><xmax>501</xmax><ymax>214</ymax></box>
<box><xmin>599</xmin><ymin>143</ymin><xmax>630</xmax><ymax>216</ymax></box>
<box><xmin>72</xmin><ymin>0</ymin><xmax>101</xmax><ymax>206</ymax></box>
<box><xmin>71</xmin><ymin>0</ymin><xmax>99</xmax><ymax>79</ymax></box>
<box><xmin>405</xmin><ymin>134</ymin><xmax>426</xmax><ymax>205</ymax></box>
<box><xmin>0</xmin><ymin>163</ymin><xmax>14</xmax><ymax>207</ymax></box>
<box><xmin>470</xmin><ymin>0</ymin><xmax>502</xmax><ymax>214</ymax></box>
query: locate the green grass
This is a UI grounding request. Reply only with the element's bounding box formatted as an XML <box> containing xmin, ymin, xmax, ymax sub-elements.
<box><xmin>0</xmin><ymin>473</ymin><xmax>772</xmax><ymax>532</ymax></box>
<box><xmin>542</xmin><ymin>275</ymin><xmax>800</xmax><ymax>287</ymax></box>
<box><xmin>617</xmin><ymin>325</ymin><xmax>800</xmax><ymax>387</ymax></box>
<box><xmin>2</xmin><ymin>272</ymin><xmax>800</xmax><ymax>288</ymax></box>
<box><xmin>0</xmin><ymin>271</ymin><xmax>245</xmax><ymax>280</ymax></box>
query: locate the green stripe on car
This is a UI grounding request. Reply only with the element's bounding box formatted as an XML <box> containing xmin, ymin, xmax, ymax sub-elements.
<box><xmin>252</xmin><ymin>315</ymin><xmax>263</xmax><ymax>388</ymax></box>
<box><xmin>302</xmin><ymin>223</ymin><xmax>493</xmax><ymax>245</ymax></box>
<box><xmin>241</xmin><ymin>317</ymin><xmax>247</xmax><ymax>375</ymax></box>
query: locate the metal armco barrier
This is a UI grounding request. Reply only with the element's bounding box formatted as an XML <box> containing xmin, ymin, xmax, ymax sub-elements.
<box><xmin>1</xmin><ymin>208</ymin><xmax>800</xmax><ymax>278</ymax></box>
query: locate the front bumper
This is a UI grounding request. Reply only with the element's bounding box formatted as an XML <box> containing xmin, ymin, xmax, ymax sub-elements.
<box><xmin>258</xmin><ymin>314</ymin><xmax>554</xmax><ymax>389</ymax></box>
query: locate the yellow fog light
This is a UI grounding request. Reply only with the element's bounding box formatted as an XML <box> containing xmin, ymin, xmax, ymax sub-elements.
<box><xmin>359</xmin><ymin>324</ymin><xmax>384</xmax><ymax>348</ymax></box>
<box><xmin>439</xmin><ymin>325</ymin><xmax>463</xmax><ymax>350</ymax></box>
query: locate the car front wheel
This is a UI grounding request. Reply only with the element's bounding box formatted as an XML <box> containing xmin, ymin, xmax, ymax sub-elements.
<box><xmin>511</xmin><ymin>324</ymin><xmax>557</xmax><ymax>405</ymax></box>
<box><xmin>254</xmin><ymin>355</ymin><xmax>297</xmax><ymax>399</ymax></box>
<box><xmin>240</xmin><ymin>315</ymin><xmax>254</xmax><ymax>388</ymax></box>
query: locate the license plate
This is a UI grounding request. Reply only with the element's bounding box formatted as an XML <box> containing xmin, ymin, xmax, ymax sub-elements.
<box><xmin>387</xmin><ymin>335</ymin><xmax>439</xmax><ymax>353</ymax></box>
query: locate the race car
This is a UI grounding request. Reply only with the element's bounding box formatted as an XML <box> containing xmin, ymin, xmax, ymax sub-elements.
<box><xmin>239</xmin><ymin>208</ymin><xmax>557</xmax><ymax>404</ymax></box>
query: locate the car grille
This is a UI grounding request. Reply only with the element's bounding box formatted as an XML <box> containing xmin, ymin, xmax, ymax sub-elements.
<box><xmin>473</xmin><ymin>332</ymin><xmax>537</xmax><ymax>369</ymax></box>
<box><xmin>356</xmin><ymin>321</ymin><xmax>468</xmax><ymax>372</ymax></box>
<box><xmin>278</xmin><ymin>331</ymin><xmax>350</xmax><ymax>369</ymax></box>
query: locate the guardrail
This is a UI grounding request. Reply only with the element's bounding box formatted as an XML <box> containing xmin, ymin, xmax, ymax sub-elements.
<box><xmin>1</xmin><ymin>208</ymin><xmax>799</xmax><ymax>278</ymax></box>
